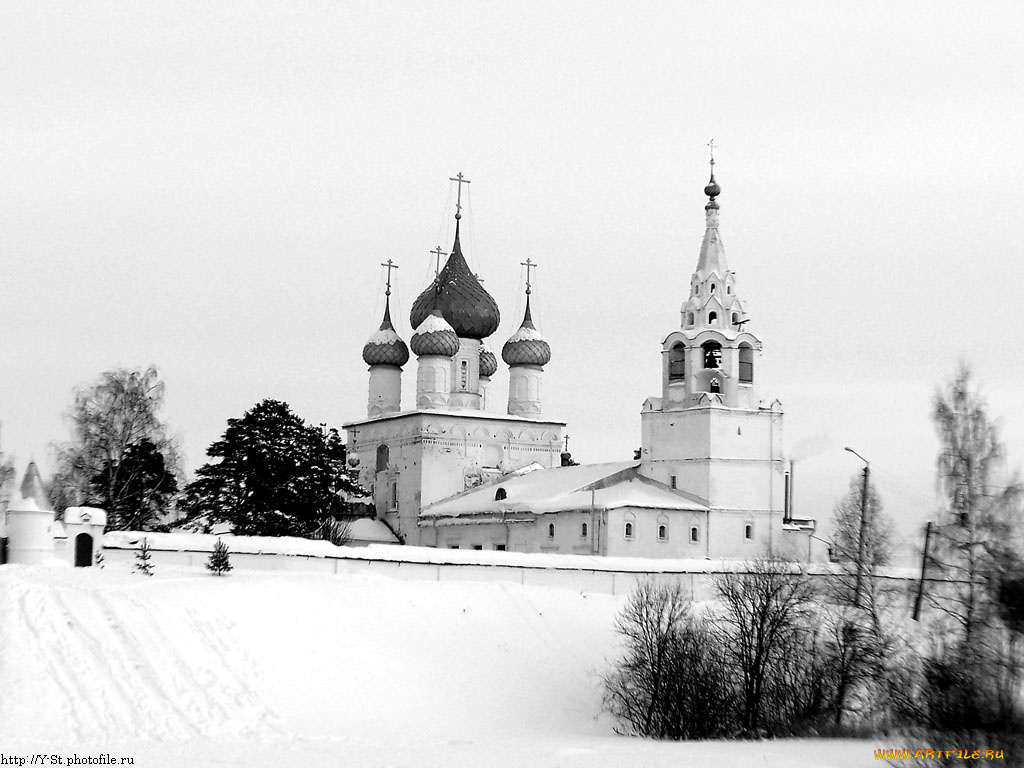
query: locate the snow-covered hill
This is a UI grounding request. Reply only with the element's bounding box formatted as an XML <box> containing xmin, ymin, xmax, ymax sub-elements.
<box><xmin>0</xmin><ymin>563</ymin><xmax>879</xmax><ymax>767</ymax></box>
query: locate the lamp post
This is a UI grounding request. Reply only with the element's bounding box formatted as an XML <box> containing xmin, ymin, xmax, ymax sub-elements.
<box><xmin>844</xmin><ymin>446</ymin><xmax>870</xmax><ymax>608</ymax></box>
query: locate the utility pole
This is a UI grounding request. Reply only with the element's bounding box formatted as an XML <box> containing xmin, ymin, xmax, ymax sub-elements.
<box><xmin>845</xmin><ymin>447</ymin><xmax>871</xmax><ymax>608</ymax></box>
<box><xmin>912</xmin><ymin>521</ymin><xmax>933</xmax><ymax>621</ymax></box>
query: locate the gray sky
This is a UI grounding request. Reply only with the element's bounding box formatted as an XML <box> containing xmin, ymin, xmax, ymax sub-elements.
<box><xmin>3</xmin><ymin>1</ymin><xmax>1023</xmax><ymax>560</ymax></box>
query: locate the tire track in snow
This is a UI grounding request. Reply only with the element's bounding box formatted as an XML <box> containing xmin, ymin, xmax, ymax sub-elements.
<box><xmin>3</xmin><ymin>572</ymin><xmax>277</xmax><ymax>742</ymax></box>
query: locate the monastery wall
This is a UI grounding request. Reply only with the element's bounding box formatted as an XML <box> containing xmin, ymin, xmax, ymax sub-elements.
<box><xmin>99</xmin><ymin>538</ymin><xmax>937</xmax><ymax>604</ymax></box>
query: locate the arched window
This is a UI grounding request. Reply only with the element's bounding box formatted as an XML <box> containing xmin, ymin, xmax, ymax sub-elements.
<box><xmin>690</xmin><ymin>526</ymin><xmax>699</xmax><ymax>543</ymax></box>
<box><xmin>375</xmin><ymin>444</ymin><xmax>389</xmax><ymax>472</ymax></box>
<box><xmin>668</xmin><ymin>343</ymin><xmax>685</xmax><ymax>381</ymax></box>
<box><xmin>658</xmin><ymin>524</ymin><xmax>667</xmax><ymax>541</ymax></box>
<box><xmin>731</xmin><ymin>312</ymin><xmax>739</xmax><ymax>326</ymax></box>
<box><xmin>702</xmin><ymin>341</ymin><xmax>722</xmax><ymax>369</ymax></box>
<box><xmin>739</xmin><ymin>344</ymin><xmax>754</xmax><ymax>384</ymax></box>
<box><xmin>708</xmin><ymin>311</ymin><xmax>718</xmax><ymax>324</ymax></box>
<box><xmin>710</xmin><ymin>284</ymin><xmax>716</xmax><ymax>294</ymax></box>
<box><xmin>687</xmin><ymin>312</ymin><xmax>695</xmax><ymax>326</ymax></box>
<box><xmin>624</xmin><ymin>522</ymin><xmax>633</xmax><ymax>539</ymax></box>
<box><xmin>548</xmin><ymin>523</ymin><xmax>555</xmax><ymax>539</ymax></box>
<box><xmin>727</xmin><ymin>286</ymin><xmax>732</xmax><ymax>295</ymax></box>
<box><xmin>581</xmin><ymin>522</ymin><xmax>588</xmax><ymax>538</ymax></box>
<box><xmin>710</xmin><ymin>376</ymin><xmax>721</xmax><ymax>394</ymax></box>
<box><xmin>495</xmin><ymin>488</ymin><xmax>507</xmax><ymax>501</ymax></box>
<box><xmin>744</xmin><ymin>524</ymin><xmax>754</xmax><ymax>541</ymax></box>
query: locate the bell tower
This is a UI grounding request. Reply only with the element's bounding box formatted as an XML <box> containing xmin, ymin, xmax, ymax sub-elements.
<box><xmin>639</xmin><ymin>149</ymin><xmax>785</xmax><ymax>557</ymax></box>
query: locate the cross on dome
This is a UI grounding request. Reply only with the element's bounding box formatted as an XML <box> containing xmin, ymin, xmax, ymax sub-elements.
<box><xmin>449</xmin><ymin>171</ymin><xmax>471</xmax><ymax>220</ymax></box>
<box><xmin>380</xmin><ymin>258</ymin><xmax>398</xmax><ymax>296</ymax></box>
<box><xmin>521</xmin><ymin>258</ymin><xmax>536</xmax><ymax>295</ymax></box>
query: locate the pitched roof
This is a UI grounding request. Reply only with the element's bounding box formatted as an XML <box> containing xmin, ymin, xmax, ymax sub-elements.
<box><xmin>421</xmin><ymin>462</ymin><xmax>706</xmax><ymax>520</ymax></box>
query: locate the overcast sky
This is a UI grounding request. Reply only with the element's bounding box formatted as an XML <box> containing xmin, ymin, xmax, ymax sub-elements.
<box><xmin>3</xmin><ymin>1</ymin><xmax>1023</xmax><ymax>560</ymax></box>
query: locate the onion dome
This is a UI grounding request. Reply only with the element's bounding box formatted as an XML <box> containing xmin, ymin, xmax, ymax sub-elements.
<box><xmin>704</xmin><ymin>166</ymin><xmax>721</xmax><ymax>209</ymax></box>
<box><xmin>410</xmin><ymin>308</ymin><xmax>460</xmax><ymax>357</ymax></box>
<box><xmin>479</xmin><ymin>343</ymin><xmax>498</xmax><ymax>378</ymax></box>
<box><xmin>409</xmin><ymin>223</ymin><xmax>500</xmax><ymax>339</ymax></box>
<box><xmin>501</xmin><ymin>297</ymin><xmax>551</xmax><ymax>367</ymax></box>
<box><xmin>362</xmin><ymin>299</ymin><xmax>409</xmax><ymax>367</ymax></box>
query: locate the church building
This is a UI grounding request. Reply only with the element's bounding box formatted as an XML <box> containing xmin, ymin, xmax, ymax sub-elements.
<box><xmin>344</xmin><ymin>162</ymin><xmax>813</xmax><ymax>558</ymax></box>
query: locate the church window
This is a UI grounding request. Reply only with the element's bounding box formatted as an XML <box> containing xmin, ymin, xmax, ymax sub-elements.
<box><xmin>744</xmin><ymin>523</ymin><xmax>754</xmax><ymax>541</ymax></box>
<box><xmin>390</xmin><ymin>481</ymin><xmax>399</xmax><ymax>511</ymax></box>
<box><xmin>739</xmin><ymin>344</ymin><xmax>754</xmax><ymax>384</ymax></box>
<box><xmin>702</xmin><ymin>341</ymin><xmax>722</xmax><ymax>369</ymax></box>
<box><xmin>710</xmin><ymin>284</ymin><xmax>716</xmax><ymax>294</ymax></box>
<box><xmin>495</xmin><ymin>544</ymin><xmax>506</xmax><ymax>551</ymax></box>
<box><xmin>460</xmin><ymin>360</ymin><xmax>469</xmax><ymax>391</ymax></box>
<box><xmin>670</xmin><ymin>475</ymin><xmax>677</xmax><ymax>489</ymax></box>
<box><xmin>472</xmin><ymin>544</ymin><xmax>483</xmax><ymax>550</ymax></box>
<box><xmin>548</xmin><ymin>523</ymin><xmax>555</xmax><ymax>539</ymax></box>
<box><xmin>727</xmin><ymin>286</ymin><xmax>732</xmax><ymax>295</ymax></box>
<box><xmin>624</xmin><ymin>522</ymin><xmax>633</xmax><ymax>539</ymax></box>
<box><xmin>375</xmin><ymin>444</ymin><xmax>389</xmax><ymax>472</ymax></box>
<box><xmin>581</xmin><ymin>522</ymin><xmax>588</xmax><ymax>538</ymax></box>
<box><xmin>708</xmin><ymin>311</ymin><xmax>718</xmax><ymax>325</ymax></box>
<box><xmin>449</xmin><ymin>545</ymin><xmax>460</xmax><ymax>549</ymax></box>
<box><xmin>731</xmin><ymin>312</ymin><xmax>739</xmax><ymax>325</ymax></box>
<box><xmin>495</xmin><ymin>488</ymin><xmax>507</xmax><ymax>501</ymax></box>
<box><xmin>687</xmin><ymin>312</ymin><xmax>695</xmax><ymax>326</ymax></box>
<box><xmin>710</xmin><ymin>376</ymin><xmax>721</xmax><ymax>394</ymax></box>
<box><xmin>658</xmin><ymin>524</ymin><xmax>667</xmax><ymax>541</ymax></box>
<box><xmin>690</xmin><ymin>526</ymin><xmax>699</xmax><ymax>543</ymax></box>
<box><xmin>668</xmin><ymin>344</ymin><xmax>685</xmax><ymax>381</ymax></box>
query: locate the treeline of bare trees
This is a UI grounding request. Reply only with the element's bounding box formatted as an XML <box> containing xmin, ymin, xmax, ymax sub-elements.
<box><xmin>604</xmin><ymin>366</ymin><xmax>1024</xmax><ymax>745</ymax></box>
<box><xmin>603</xmin><ymin>561</ymin><xmax>1023</xmax><ymax>743</ymax></box>
<box><xmin>602</xmin><ymin>562</ymin><xmax>899</xmax><ymax>739</ymax></box>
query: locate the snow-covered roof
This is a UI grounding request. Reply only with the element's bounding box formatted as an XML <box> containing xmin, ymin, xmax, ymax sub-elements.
<box><xmin>347</xmin><ymin>518</ymin><xmax>400</xmax><ymax>544</ymax></box>
<box><xmin>64</xmin><ymin>506</ymin><xmax>108</xmax><ymax>527</ymax></box>
<box><xmin>421</xmin><ymin>462</ymin><xmax>707</xmax><ymax>521</ymax></box>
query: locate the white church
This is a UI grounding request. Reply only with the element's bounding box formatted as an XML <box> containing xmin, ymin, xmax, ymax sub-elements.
<box><xmin>344</xmin><ymin>162</ymin><xmax>816</xmax><ymax>558</ymax></box>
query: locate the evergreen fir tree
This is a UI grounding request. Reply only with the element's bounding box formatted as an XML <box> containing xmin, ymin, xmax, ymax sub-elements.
<box><xmin>206</xmin><ymin>538</ymin><xmax>233</xmax><ymax>576</ymax></box>
<box><xmin>134</xmin><ymin>536</ymin><xmax>154</xmax><ymax>576</ymax></box>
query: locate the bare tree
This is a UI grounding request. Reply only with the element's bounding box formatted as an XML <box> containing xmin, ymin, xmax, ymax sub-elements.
<box><xmin>601</xmin><ymin>579</ymin><xmax>734</xmax><ymax>739</ymax></box>
<box><xmin>831</xmin><ymin>473</ymin><xmax>892</xmax><ymax>567</ymax></box>
<box><xmin>52</xmin><ymin>366</ymin><xmax>180</xmax><ymax>529</ymax></box>
<box><xmin>925</xmin><ymin>364</ymin><xmax>1024</xmax><ymax>731</ymax></box>
<box><xmin>714</xmin><ymin>557</ymin><xmax>816</xmax><ymax>735</ymax></box>
<box><xmin>931</xmin><ymin>365</ymin><xmax>1022</xmax><ymax>646</ymax></box>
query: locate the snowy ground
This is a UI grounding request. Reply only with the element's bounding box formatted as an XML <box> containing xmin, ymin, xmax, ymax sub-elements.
<box><xmin>0</xmin><ymin>562</ymin><xmax>886</xmax><ymax>767</ymax></box>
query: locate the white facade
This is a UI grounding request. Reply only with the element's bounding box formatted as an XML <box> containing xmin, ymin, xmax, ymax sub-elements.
<box><xmin>345</xmin><ymin>410</ymin><xmax>564</xmax><ymax>546</ymax></box>
<box><xmin>346</xmin><ymin>169</ymin><xmax>814</xmax><ymax>560</ymax></box>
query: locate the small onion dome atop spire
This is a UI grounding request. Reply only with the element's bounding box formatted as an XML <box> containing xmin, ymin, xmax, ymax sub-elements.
<box><xmin>501</xmin><ymin>297</ymin><xmax>551</xmax><ymax>367</ymax></box>
<box><xmin>704</xmin><ymin>169</ymin><xmax>721</xmax><ymax>209</ymax></box>
<box><xmin>479</xmin><ymin>342</ymin><xmax>498</xmax><ymax>378</ymax></box>
<box><xmin>409</xmin><ymin>222</ymin><xmax>500</xmax><ymax>339</ymax></box>
<box><xmin>410</xmin><ymin>308</ymin><xmax>460</xmax><ymax>357</ymax></box>
<box><xmin>362</xmin><ymin>299</ymin><xmax>409</xmax><ymax>367</ymax></box>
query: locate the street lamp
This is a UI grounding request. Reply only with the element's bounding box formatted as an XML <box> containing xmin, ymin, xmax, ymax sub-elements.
<box><xmin>844</xmin><ymin>446</ymin><xmax>870</xmax><ymax>607</ymax></box>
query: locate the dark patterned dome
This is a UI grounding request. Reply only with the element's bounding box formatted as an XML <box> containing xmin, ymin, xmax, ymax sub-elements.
<box><xmin>704</xmin><ymin>169</ymin><xmax>721</xmax><ymax>207</ymax></box>
<box><xmin>362</xmin><ymin>301</ymin><xmax>409</xmax><ymax>367</ymax></box>
<box><xmin>501</xmin><ymin>298</ymin><xmax>551</xmax><ymax>367</ymax></box>
<box><xmin>479</xmin><ymin>343</ymin><xmax>498</xmax><ymax>377</ymax></box>
<box><xmin>410</xmin><ymin>309</ymin><xmax>460</xmax><ymax>357</ymax></box>
<box><xmin>409</xmin><ymin>224</ymin><xmax>500</xmax><ymax>339</ymax></box>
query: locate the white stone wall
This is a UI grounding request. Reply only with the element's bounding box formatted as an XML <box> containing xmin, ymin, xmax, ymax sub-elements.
<box><xmin>345</xmin><ymin>411</ymin><xmax>564</xmax><ymax>547</ymax></box>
